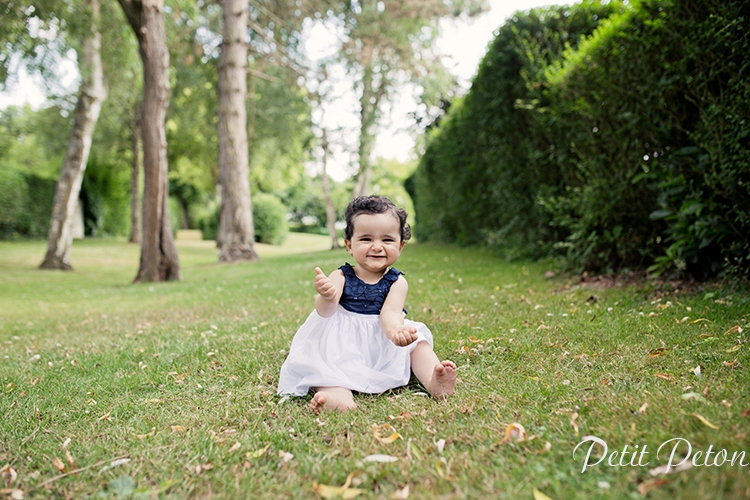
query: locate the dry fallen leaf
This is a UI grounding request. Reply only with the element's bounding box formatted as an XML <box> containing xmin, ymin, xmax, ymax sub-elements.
<box><xmin>1</xmin><ymin>465</ymin><xmax>18</xmax><ymax>485</ymax></box>
<box><xmin>649</xmin><ymin>460</ymin><xmax>693</xmax><ymax>476</ymax></box>
<box><xmin>65</xmin><ymin>449</ymin><xmax>76</xmax><ymax>469</ymax></box>
<box><xmin>435</xmin><ymin>439</ymin><xmax>446</xmax><ymax>453</ymax></box>
<box><xmin>654</xmin><ymin>373</ymin><xmax>677</xmax><ymax>382</ymax></box>
<box><xmin>194</xmin><ymin>463</ymin><xmax>213</xmax><ymax>475</ymax></box>
<box><xmin>570</xmin><ymin>412</ymin><xmax>579</xmax><ymax>436</ymax></box>
<box><xmin>228</xmin><ymin>442</ymin><xmax>241</xmax><ymax>453</ymax></box>
<box><xmin>638</xmin><ymin>478</ymin><xmax>670</xmax><ymax>495</ymax></box>
<box><xmin>51</xmin><ymin>457</ymin><xmax>66</xmax><ymax>473</ymax></box>
<box><xmin>0</xmin><ymin>489</ymin><xmax>24</xmax><ymax>500</ymax></box>
<box><xmin>390</xmin><ymin>484</ymin><xmax>410</xmax><ymax>499</ymax></box>
<box><xmin>689</xmin><ymin>413</ymin><xmax>719</xmax><ymax>430</ymax></box>
<box><xmin>363</xmin><ymin>454</ymin><xmax>398</xmax><ymax>463</ymax></box>
<box><xmin>313</xmin><ymin>473</ymin><xmax>365</xmax><ymax>499</ymax></box>
<box><xmin>372</xmin><ymin>424</ymin><xmax>402</xmax><ymax>444</ymax></box>
<box><xmin>533</xmin><ymin>487</ymin><xmax>555</xmax><ymax>500</ymax></box>
<box><xmin>170</xmin><ymin>425</ymin><xmax>188</xmax><ymax>433</ymax></box>
<box><xmin>503</xmin><ymin>423</ymin><xmax>526</xmax><ymax>443</ymax></box>
<box><xmin>278</xmin><ymin>450</ymin><xmax>294</xmax><ymax>463</ymax></box>
<box><xmin>723</xmin><ymin>325</ymin><xmax>741</xmax><ymax>336</ymax></box>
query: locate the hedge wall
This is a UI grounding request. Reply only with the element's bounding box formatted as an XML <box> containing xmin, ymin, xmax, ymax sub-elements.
<box><xmin>415</xmin><ymin>0</ymin><xmax>750</xmax><ymax>279</ymax></box>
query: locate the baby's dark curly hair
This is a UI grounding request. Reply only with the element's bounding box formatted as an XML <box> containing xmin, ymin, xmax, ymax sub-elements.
<box><xmin>344</xmin><ymin>195</ymin><xmax>412</xmax><ymax>242</ymax></box>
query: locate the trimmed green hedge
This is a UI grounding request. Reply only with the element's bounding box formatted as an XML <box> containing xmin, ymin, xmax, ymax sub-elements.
<box><xmin>415</xmin><ymin>0</ymin><xmax>750</xmax><ymax>279</ymax></box>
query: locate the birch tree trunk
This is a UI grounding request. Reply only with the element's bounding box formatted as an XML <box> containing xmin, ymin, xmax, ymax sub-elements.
<box><xmin>217</xmin><ymin>0</ymin><xmax>259</xmax><ymax>262</ymax></box>
<box><xmin>320</xmin><ymin>128</ymin><xmax>341</xmax><ymax>249</ymax></box>
<box><xmin>129</xmin><ymin>98</ymin><xmax>141</xmax><ymax>244</ymax></box>
<box><xmin>118</xmin><ymin>0</ymin><xmax>180</xmax><ymax>281</ymax></box>
<box><xmin>39</xmin><ymin>0</ymin><xmax>107</xmax><ymax>270</ymax></box>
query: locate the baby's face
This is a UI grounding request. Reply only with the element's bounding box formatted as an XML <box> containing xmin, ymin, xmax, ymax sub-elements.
<box><xmin>345</xmin><ymin>212</ymin><xmax>405</xmax><ymax>279</ymax></box>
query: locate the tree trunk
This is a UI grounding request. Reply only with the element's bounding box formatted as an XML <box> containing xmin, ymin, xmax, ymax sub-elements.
<box><xmin>129</xmin><ymin>97</ymin><xmax>141</xmax><ymax>244</ymax></box>
<box><xmin>320</xmin><ymin>128</ymin><xmax>341</xmax><ymax>249</ymax></box>
<box><xmin>40</xmin><ymin>0</ymin><xmax>107</xmax><ymax>270</ymax></box>
<box><xmin>217</xmin><ymin>0</ymin><xmax>259</xmax><ymax>262</ymax></box>
<box><xmin>118</xmin><ymin>0</ymin><xmax>180</xmax><ymax>282</ymax></box>
<box><xmin>352</xmin><ymin>57</ymin><xmax>380</xmax><ymax>198</ymax></box>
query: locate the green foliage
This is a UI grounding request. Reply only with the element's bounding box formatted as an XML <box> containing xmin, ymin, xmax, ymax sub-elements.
<box><xmin>0</xmin><ymin>169</ymin><xmax>56</xmax><ymax>239</ymax></box>
<box><xmin>80</xmin><ymin>154</ymin><xmax>130</xmax><ymax>237</ymax></box>
<box><xmin>540</xmin><ymin>0</ymin><xmax>750</xmax><ymax>278</ymax></box>
<box><xmin>252</xmin><ymin>192</ymin><xmax>289</xmax><ymax>246</ymax></box>
<box><xmin>0</xmin><ymin>168</ymin><xmax>26</xmax><ymax>238</ymax></box>
<box><xmin>416</xmin><ymin>0</ymin><xmax>750</xmax><ymax>280</ymax></box>
<box><xmin>415</xmin><ymin>1</ymin><xmax>620</xmax><ymax>253</ymax></box>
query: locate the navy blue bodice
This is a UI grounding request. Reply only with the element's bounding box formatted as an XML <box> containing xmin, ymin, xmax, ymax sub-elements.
<box><xmin>338</xmin><ymin>263</ymin><xmax>403</xmax><ymax>315</ymax></box>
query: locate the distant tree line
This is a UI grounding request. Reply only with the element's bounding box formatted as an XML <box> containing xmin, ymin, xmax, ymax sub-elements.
<box><xmin>412</xmin><ymin>0</ymin><xmax>749</xmax><ymax>280</ymax></box>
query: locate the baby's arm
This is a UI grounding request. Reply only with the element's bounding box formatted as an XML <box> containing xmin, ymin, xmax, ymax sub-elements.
<box><xmin>314</xmin><ymin>267</ymin><xmax>344</xmax><ymax>318</ymax></box>
<box><xmin>380</xmin><ymin>276</ymin><xmax>418</xmax><ymax>347</ymax></box>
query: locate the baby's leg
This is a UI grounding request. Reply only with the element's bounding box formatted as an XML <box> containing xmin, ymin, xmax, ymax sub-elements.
<box><xmin>311</xmin><ymin>387</ymin><xmax>357</xmax><ymax>412</ymax></box>
<box><xmin>410</xmin><ymin>341</ymin><xmax>456</xmax><ymax>399</ymax></box>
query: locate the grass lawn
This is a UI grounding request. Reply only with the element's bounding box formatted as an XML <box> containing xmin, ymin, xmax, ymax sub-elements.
<box><xmin>1</xmin><ymin>235</ymin><xmax>748</xmax><ymax>499</ymax></box>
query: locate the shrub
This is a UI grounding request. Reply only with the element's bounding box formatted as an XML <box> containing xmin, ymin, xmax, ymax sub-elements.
<box><xmin>252</xmin><ymin>192</ymin><xmax>288</xmax><ymax>246</ymax></box>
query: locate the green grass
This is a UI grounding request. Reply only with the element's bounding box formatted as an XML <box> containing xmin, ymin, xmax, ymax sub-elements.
<box><xmin>1</xmin><ymin>236</ymin><xmax>749</xmax><ymax>499</ymax></box>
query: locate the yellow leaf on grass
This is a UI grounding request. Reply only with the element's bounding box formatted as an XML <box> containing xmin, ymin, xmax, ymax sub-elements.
<box><xmin>245</xmin><ymin>443</ymin><xmax>271</xmax><ymax>460</ymax></box>
<box><xmin>170</xmin><ymin>425</ymin><xmax>188</xmax><ymax>433</ymax></box>
<box><xmin>533</xmin><ymin>487</ymin><xmax>555</xmax><ymax>500</ymax></box>
<box><xmin>313</xmin><ymin>473</ymin><xmax>364</xmax><ymax>499</ymax></box>
<box><xmin>689</xmin><ymin>413</ymin><xmax>719</xmax><ymax>430</ymax></box>
<box><xmin>372</xmin><ymin>424</ymin><xmax>402</xmax><ymax>444</ymax></box>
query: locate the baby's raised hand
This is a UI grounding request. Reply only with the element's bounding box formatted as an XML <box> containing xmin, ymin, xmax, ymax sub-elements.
<box><xmin>314</xmin><ymin>267</ymin><xmax>336</xmax><ymax>300</ymax></box>
<box><xmin>387</xmin><ymin>324</ymin><xmax>418</xmax><ymax>347</ymax></box>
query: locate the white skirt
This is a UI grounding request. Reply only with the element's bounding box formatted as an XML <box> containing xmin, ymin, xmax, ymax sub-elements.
<box><xmin>277</xmin><ymin>306</ymin><xmax>433</xmax><ymax>396</ymax></box>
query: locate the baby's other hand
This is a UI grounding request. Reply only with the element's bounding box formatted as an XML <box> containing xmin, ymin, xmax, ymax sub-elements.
<box><xmin>314</xmin><ymin>267</ymin><xmax>336</xmax><ymax>300</ymax></box>
<box><xmin>388</xmin><ymin>325</ymin><xmax>418</xmax><ymax>347</ymax></box>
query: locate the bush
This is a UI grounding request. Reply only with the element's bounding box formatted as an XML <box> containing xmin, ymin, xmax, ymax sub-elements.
<box><xmin>252</xmin><ymin>192</ymin><xmax>288</xmax><ymax>246</ymax></box>
<box><xmin>415</xmin><ymin>0</ymin><xmax>750</xmax><ymax>280</ymax></box>
<box><xmin>414</xmin><ymin>1</ymin><xmax>621</xmax><ymax>255</ymax></box>
<box><xmin>0</xmin><ymin>168</ymin><xmax>56</xmax><ymax>240</ymax></box>
<box><xmin>0</xmin><ymin>167</ymin><xmax>26</xmax><ymax>238</ymax></box>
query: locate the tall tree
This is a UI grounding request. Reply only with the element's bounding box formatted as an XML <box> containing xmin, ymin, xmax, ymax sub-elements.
<box><xmin>217</xmin><ymin>0</ymin><xmax>259</xmax><ymax>262</ymax></box>
<box><xmin>129</xmin><ymin>94</ymin><xmax>141</xmax><ymax>243</ymax></box>
<box><xmin>336</xmin><ymin>0</ymin><xmax>486</xmax><ymax>197</ymax></box>
<box><xmin>117</xmin><ymin>0</ymin><xmax>180</xmax><ymax>281</ymax></box>
<box><xmin>40</xmin><ymin>0</ymin><xmax>108</xmax><ymax>270</ymax></box>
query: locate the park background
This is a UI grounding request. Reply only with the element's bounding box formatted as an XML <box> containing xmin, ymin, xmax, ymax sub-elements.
<box><xmin>2</xmin><ymin>0</ymin><xmax>750</xmax><ymax>498</ymax></box>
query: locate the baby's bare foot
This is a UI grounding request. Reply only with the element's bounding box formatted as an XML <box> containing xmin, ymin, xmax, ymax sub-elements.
<box><xmin>428</xmin><ymin>361</ymin><xmax>456</xmax><ymax>399</ymax></box>
<box><xmin>310</xmin><ymin>387</ymin><xmax>357</xmax><ymax>412</ymax></box>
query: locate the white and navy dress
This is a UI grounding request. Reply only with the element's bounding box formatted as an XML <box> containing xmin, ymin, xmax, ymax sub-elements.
<box><xmin>277</xmin><ymin>263</ymin><xmax>433</xmax><ymax>396</ymax></box>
